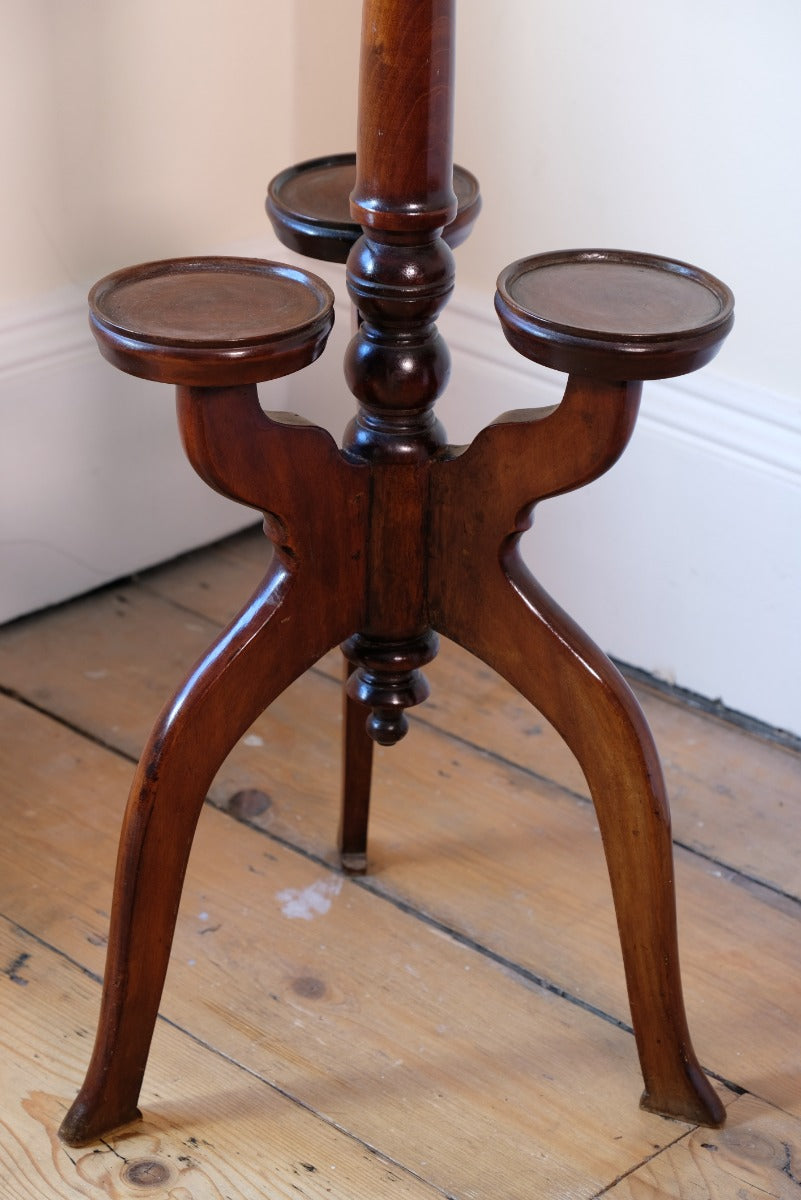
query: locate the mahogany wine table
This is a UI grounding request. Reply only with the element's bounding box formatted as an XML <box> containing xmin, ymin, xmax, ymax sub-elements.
<box><xmin>59</xmin><ymin>0</ymin><xmax>734</xmax><ymax>1147</ymax></box>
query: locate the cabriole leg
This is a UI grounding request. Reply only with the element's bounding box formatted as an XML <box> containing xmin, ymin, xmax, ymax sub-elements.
<box><xmin>436</xmin><ymin>557</ymin><xmax>723</xmax><ymax>1126</ymax></box>
<box><xmin>59</xmin><ymin>566</ymin><xmax>348</xmax><ymax>1146</ymax></box>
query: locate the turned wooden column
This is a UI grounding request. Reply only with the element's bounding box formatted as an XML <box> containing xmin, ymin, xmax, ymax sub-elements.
<box><xmin>341</xmin><ymin>0</ymin><xmax>456</xmax><ymax>744</ymax></box>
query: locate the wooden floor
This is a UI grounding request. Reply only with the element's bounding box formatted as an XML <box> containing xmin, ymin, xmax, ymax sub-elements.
<box><xmin>1</xmin><ymin>529</ymin><xmax>800</xmax><ymax>1199</ymax></box>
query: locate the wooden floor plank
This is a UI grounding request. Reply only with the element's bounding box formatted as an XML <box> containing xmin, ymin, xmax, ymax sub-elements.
<box><xmin>1</xmin><ymin>571</ymin><xmax>800</xmax><ymax>1122</ymax></box>
<box><xmin>141</xmin><ymin>529</ymin><xmax>801</xmax><ymax>900</ymax></box>
<box><xmin>7</xmin><ymin>527</ymin><xmax>799</xmax><ymax>909</ymax></box>
<box><xmin>0</xmin><ymin>696</ymin><xmax>701</xmax><ymax>1200</ymax></box>
<box><xmin>3</xmin><ymin>532</ymin><xmax>800</xmax><ymax>1198</ymax></box>
<box><xmin>3</xmin><ymin>571</ymin><xmax>801</xmax><ymax>1109</ymax></box>
<box><xmin>602</xmin><ymin>1094</ymin><xmax>801</xmax><ymax>1199</ymax></box>
<box><xmin>0</xmin><ymin>919</ymin><xmax>447</xmax><ymax>1200</ymax></box>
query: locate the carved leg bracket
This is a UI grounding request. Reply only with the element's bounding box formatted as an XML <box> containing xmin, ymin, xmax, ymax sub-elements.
<box><xmin>425</xmin><ymin>378</ymin><xmax>724</xmax><ymax>1128</ymax></box>
<box><xmin>59</xmin><ymin>387</ymin><xmax>369</xmax><ymax>1146</ymax></box>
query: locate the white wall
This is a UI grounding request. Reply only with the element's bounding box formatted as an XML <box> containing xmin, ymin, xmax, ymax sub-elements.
<box><xmin>1</xmin><ymin>0</ymin><xmax>295</xmax><ymax>303</ymax></box>
<box><xmin>453</xmin><ymin>0</ymin><xmax>800</xmax><ymax>400</ymax></box>
<box><xmin>446</xmin><ymin>1</ymin><xmax>801</xmax><ymax>736</ymax></box>
<box><xmin>2</xmin><ymin>1</ymin><xmax>799</xmax><ymax>737</ymax></box>
<box><xmin>0</xmin><ymin>1</ymin><xmax>294</xmax><ymax>618</ymax></box>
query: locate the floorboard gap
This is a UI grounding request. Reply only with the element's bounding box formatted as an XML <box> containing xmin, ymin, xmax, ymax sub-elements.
<box><xmin>0</xmin><ymin>674</ymin><xmax>778</xmax><ymax>1090</ymax></box>
<box><xmin>0</xmin><ymin>684</ymin><xmax>139</xmax><ymax>767</ymax></box>
<box><xmin>588</xmin><ymin>1125</ymin><xmax>694</xmax><ymax>1199</ymax></box>
<box><xmin>1</xmin><ymin>909</ymin><xmax>458</xmax><ymax>1199</ymax></box>
<box><xmin>127</xmin><ymin>567</ymin><xmax>801</xmax><ymax>911</ymax></box>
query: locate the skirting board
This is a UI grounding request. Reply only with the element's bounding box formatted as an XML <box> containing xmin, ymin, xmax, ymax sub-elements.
<box><xmin>0</xmin><ymin>280</ymin><xmax>267</xmax><ymax>626</ymax></box>
<box><xmin>2</xmin><ymin>238</ymin><xmax>799</xmax><ymax>737</ymax></box>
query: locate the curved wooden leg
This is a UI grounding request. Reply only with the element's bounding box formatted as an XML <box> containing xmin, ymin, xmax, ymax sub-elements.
<box><xmin>433</xmin><ymin>554</ymin><xmax>724</xmax><ymax>1127</ymax></box>
<box><xmin>338</xmin><ymin>655</ymin><xmax>375</xmax><ymax>874</ymax></box>
<box><xmin>59</xmin><ymin>563</ymin><xmax>347</xmax><ymax>1146</ymax></box>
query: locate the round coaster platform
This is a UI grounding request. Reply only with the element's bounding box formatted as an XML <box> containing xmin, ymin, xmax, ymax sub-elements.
<box><xmin>267</xmin><ymin>153</ymin><xmax>482</xmax><ymax>262</ymax></box>
<box><xmin>495</xmin><ymin>249</ymin><xmax>734</xmax><ymax>380</ymax></box>
<box><xmin>89</xmin><ymin>256</ymin><xmax>335</xmax><ymax>386</ymax></box>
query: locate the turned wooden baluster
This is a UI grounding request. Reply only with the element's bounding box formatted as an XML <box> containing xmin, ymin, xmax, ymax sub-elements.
<box><xmin>339</xmin><ymin>0</ymin><xmax>456</xmax><ymax>749</ymax></box>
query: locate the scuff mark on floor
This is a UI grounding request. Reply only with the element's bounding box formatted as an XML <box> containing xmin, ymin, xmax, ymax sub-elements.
<box><xmin>276</xmin><ymin>877</ymin><xmax>343</xmax><ymax>920</ymax></box>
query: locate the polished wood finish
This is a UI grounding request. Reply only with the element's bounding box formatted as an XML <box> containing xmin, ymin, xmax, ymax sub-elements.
<box><xmin>60</xmin><ymin>0</ymin><xmax>734</xmax><ymax>1150</ymax></box>
<box><xmin>338</xmin><ymin>657</ymin><xmax>375</xmax><ymax>873</ymax></box>
<box><xmin>428</xmin><ymin>380</ymin><xmax>712</xmax><ymax>1122</ymax></box>
<box><xmin>496</xmin><ymin>249</ymin><xmax>734</xmax><ymax>380</ymax></box>
<box><xmin>60</xmin><ymin>277</ymin><xmax>367</xmax><ymax>1144</ymax></box>
<box><xmin>340</xmin><ymin>0</ymin><xmax>455</xmax><ymax>750</ymax></box>
<box><xmin>267</xmin><ymin>154</ymin><xmax>481</xmax><ymax>261</ymax></box>
<box><xmin>90</xmin><ymin>256</ymin><xmax>335</xmax><ymax>386</ymax></box>
<box><xmin>350</xmin><ymin>0</ymin><xmax>456</xmax><ymax>234</ymax></box>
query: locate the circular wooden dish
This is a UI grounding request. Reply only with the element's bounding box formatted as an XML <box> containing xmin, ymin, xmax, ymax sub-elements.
<box><xmin>495</xmin><ymin>249</ymin><xmax>734</xmax><ymax>380</ymax></box>
<box><xmin>89</xmin><ymin>256</ymin><xmax>335</xmax><ymax>386</ymax></box>
<box><xmin>267</xmin><ymin>153</ymin><xmax>482</xmax><ymax>262</ymax></box>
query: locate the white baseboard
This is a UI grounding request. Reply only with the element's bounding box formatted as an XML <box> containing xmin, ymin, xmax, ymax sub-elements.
<box><xmin>0</xmin><ymin>272</ymin><xmax>271</xmax><ymax>625</ymax></box>
<box><xmin>3</xmin><ymin>239</ymin><xmax>799</xmax><ymax>736</ymax></box>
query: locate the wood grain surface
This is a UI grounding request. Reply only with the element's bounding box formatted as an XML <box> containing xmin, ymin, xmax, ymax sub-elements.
<box><xmin>1</xmin><ymin>530</ymin><xmax>799</xmax><ymax>1196</ymax></box>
